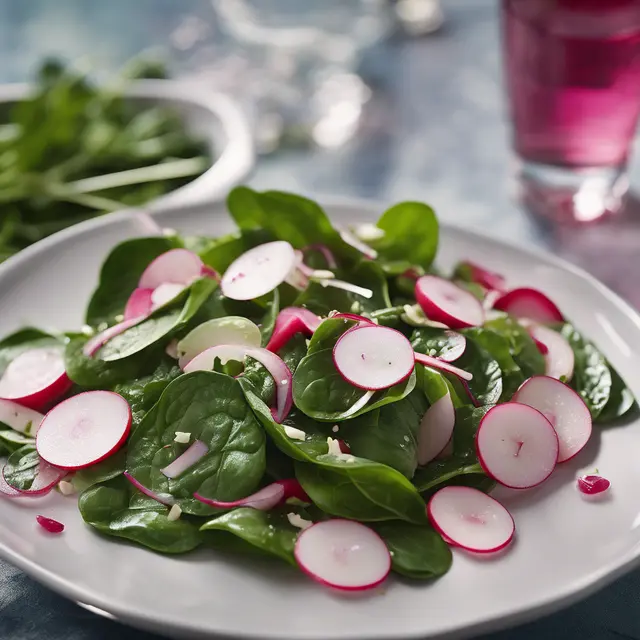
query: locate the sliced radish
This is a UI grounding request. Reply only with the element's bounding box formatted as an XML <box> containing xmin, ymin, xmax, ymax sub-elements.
<box><xmin>4</xmin><ymin>457</ymin><xmax>66</xmax><ymax>496</ymax></box>
<box><xmin>328</xmin><ymin>312</ymin><xmax>375</xmax><ymax>325</ymax></box>
<box><xmin>528</xmin><ymin>325</ymin><xmax>574</xmax><ymax>381</ymax></box>
<box><xmin>123</xmin><ymin>471</ymin><xmax>175</xmax><ymax>506</ymax></box>
<box><xmin>514</xmin><ymin>376</ymin><xmax>592</xmax><ymax>463</ymax></box>
<box><xmin>201</xmin><ymin>265</ymin><xmax>220</xmax><ymax>281</ymax></box>
<box><xmin>266</xmin><ymin>307</ymin><xmax>322</xmax><ymax>353</ymax></box>
<box><xmin>0</xmin><ymin>472</ymin><xmax>20</xmax><ymax>497</ymax></box>
<box><xmin>194</xmin><ymin>479</ymin><xmax>308</xmax><ymax>511</ymax></box>
<box><xmin>161</xmin><ymin>440</ymin><xmax>208</xmax><ymax>479</ymax></box>
<box><xmin>0</xmin><ymin>399</ymin><xmax>44</xmax><ymax>435</ymax></box>
<box><xmin>458</xmin><ymin>261</ymin><xmax>506</xmax><ymax>292</ymax></box>
<box><xmin>184</xmin><ymin>345</ymin><xmax>292</xmax><ymax>422</ymax></box>
<box><xmin>150</xmin><ymin>282</ymin><xmax>186</xmax><ymax>308</ymax></box>
<box><xmin>177</xmin><ymin>317</ymin><xmax>262</xmax><ymax>369</ymax></box>
<box><xmin>139</xmin><ymin>248</ymin><xmax>204</xmax><ymax>289</ymax></box>
<box><xmin>577</xmin><ymin>474</ymin><xmax>610</xmax><ymax>496</ymax></box>
<box><xmin>221</xmin><ymin>241</ymin><xmax>297</xmax><ymax>301</ymax></box>
<box><xmin>428</xmin><ymin>486</ymin><xmax>515</xmax><ymax>553</ymax></box>
<box><xmin>439</xmin><ymin>331</ymin><xmax>467</xmax><ymax>363</ymax></box>
<box><xmin>333</xmin><ymin>325</ymin><xmax>415</xmax><ymax>391</ymax></box>
<box><xmin>302</xmin><ymin>244</ymin><xmax>338</xmax><ymax>269</ymax></box>
<box><xmin>339</xmin><ymin>229</ymin><xmax>377</xmax><ymax>259</ymax></box>
<box><xmin>123</xmin><ymin>288</ymin><xmax>153</xmax><ymax>320</ymax></box>
<box><xmin>165</xmin><ymin>339</ymin><xmax>179</xmax><ymax>359</ymax></box>
<box><xmin>36</xmin><ymin>515</ymin><xmax>64</xmax><ymax>534</ymax></box>
<box><xmin>476</xmin><ymin>403</ymin><xmax>559</xmax><ymax>489</ymax></box>
<box><xmin>295</xmin><ymin>519</ymin><xmax>391</xmax><ymax>591</ymax></box>
<box><xmin>532</xmin><ymin>336</ymin><xmax>549</xmax><ymax>356</ymax></box>
<box><xmin>83</xmin><ymin>317</ymin><xmax>143</xmax><ymax>357</ymax></box>
<box><xmin>415</xmin><ymin>276</ymin><xmax>484</xmax><ymax>329</ymax></box>
<box><xmin>414</xmin><ymin>352</ymin><xmax>473</xmax><ymax>382</ymax></box>
<box><xmin>36</xmin><ymin>391</ymin><xmax>131</xmax><ymax>470</ymax></box>
<box><xmin>0</xmin><ymin>348</ymin><xmax>71</xmax><ymax>411</ymax></box>
<box><xmin>417</xmin><ymin>390</ymin><xmax>455</xmax><ymax>465</ymax></box>
<box><xmin>482</xmin><ymin>289</ymin><xmax>502</xmax><ymax>312</ymax></box>
<box><xmin>494</xmin><ymin>288</ymin><xmax>564</xmax><ymax>323</ymax></box>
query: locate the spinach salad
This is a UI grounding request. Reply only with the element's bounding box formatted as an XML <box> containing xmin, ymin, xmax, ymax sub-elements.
<box><xmin>0</xmin><ymin>187</ymin><xmax>634</xmax><ymax>590</ymax></box>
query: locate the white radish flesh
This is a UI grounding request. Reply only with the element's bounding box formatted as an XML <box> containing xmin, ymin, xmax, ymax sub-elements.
<box><xmin>0</xmin><ymin>399</ymin><xmax>44</xmax><ymax>435</ymax></box>
<box><xmin>150</xmin><ymin>282</ymin><xmax>186</xmax><ymax>308</ymax></box>
<box><xmin>494</xmin><ymin>287</ymin><xmax>564</xmax><ymax>323</ymax></box>
<box><xmin>139</xmin><ymin>249</ymin><xmax>203</xmax><ymax>289</ymax></box>
<box><xmin>177</xmin><ymin>317</ymin><xmax>262</xmax><ymax>369</ymax></box>
<box><xmin>333</xmin><ymin>325</ymin><xmax>415</xmax><ymax>390</ymax></box>
<box><xmin>221</xmin><ymin>241</ymin><xmax>297</xmax><ymax>301</ymax></box>
<box><xmin>528</xmin><ymin>325</ymin><xmax>574</xmax><ymax>381</ymax></box>
<box><xmin>161</xmin><ymin>440</ymin><xmax>208</xmax><ymax>479</ymax></box>
<box><xmin>476</xmin><ymin>403</ymin><xmax>559</xmax><ymax>489</ymax></box>
<box><xmin>428</xmin><ymin>486</ymin><xmax>515</xmax><ymax>553</ymax></box>
<box><xmin>123</xmin><ymin>287</ymin><xmax>153</xmax><ymax>320</ymax></box>
<box><xmin>415</xmin><ymin>275</ymin><xmax>484</xmax><ymax>329</ymax></box>
<box><xmin>295</xmin><ymin>520</ymin><xmax>391</xmax><ymax>591</ymax></box>
<box><xmin>417</xmin><ymin>390</ymin><xmax>455</xmax><ymax>465</ymax></box>
<box><xmin>36</xmin><ymin>391</ymin><xmax>131</xmax><ymax>470</ymax></box>
<box><xmin>514</xmin><ymin>376</ymin><xmax>592</xmax><ymax>463</ymax></box>
<box><xmin>0</xmin><ymin>348</ymin><xmax>71</xmax><ymax>411</ymax></box>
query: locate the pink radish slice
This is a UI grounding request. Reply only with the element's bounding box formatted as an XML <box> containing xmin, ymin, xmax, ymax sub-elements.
<box><xmin>139</xmin><ymin>249</ymin><xmax>204</xmax><ymax>289</ymax></box>
<box><xmin>482</xmin><ymin>289</ymin><xmax>502</xmax><ymax>312</ymax></box>
<box><xmin>476</xmin><ymin>403</ymin><xmax>559</xmax><ymax>489</ymax></box>
<box><xmin>123</xmin><ymin>287</ymin><xmax>153</xmax><ymax>320</ymax></box>
<box><xmin>36</xmin><ymin>391</ymin><xmax>131</xmax><ymax>470</ymax></box>
<box><xmin>513</xmin><ymin>376</ymin><xmax>592</xmax><ymax>463</ymax></box>
<box><xmin>194</xmin><ymin>479</ymin><xmax>308</xmax><ymax>511</ymax></box>
<box><xmin>577</xmin><ymin>474</ymin><xmax>610</xmax><ymax>496</ymax></box>
<box><xmin>527</xmin><ymin>325</ymin><xmax>574</xmax><ymax>381</ymax></box>
<box><xmin>295</xmin><ymin>519</ymin><xmax>391</xmax><ymax>591</ymax></box>
<box><xmin>0</xmin><ymin>399</ymin><xmax>44</xmax><ymax>434</ymax></box>
<box><xmin>339</xmin><ymin>229</ymin><xmax>377</xmax><ymax>259</ymax></box>
<box><xmin>201</xmin><ymin>265</ymin><xmax>220</xmax><ymax>281</ymax></box>
<box><xmin>0</xmin><ymin>348</ymin><xmax>71</xmax><ymax>411</ymax></box>
<box><xmin>459</xmin><ymin>261</ymin><xmax>506</xmax><ymax>292</ymax></box>
<box><xmin>183</xmin><ymin>345</ymin><xmax>292</xmax><ymax>422</ymax></box>
<box><xmin>36</xmin><ymin>515</ymin><xmax>64</xmax><ymax>534</ymax></box>
<box><xmin>493</xmin><ymin>288</ymin><xmax>564</xmax><ymax>323</ymax></box>
<box><xmin>83</xmin><ymin>317</ymin><xmax>143</xmax><ymax>357</ymax></box>
<box><xmin>123</xmin><ymin>471</ymin><xmax>175</xmax><ymax>506</ymax></box>
<box><xmin>415</xmin><ymin>276</ymin><xmax>485</xmax><ymax>329</ymax></box>
<box><xmin>0</xmin><ymin>473</ymin><xmax>20</xmax><ymax>497</ymax></box>
<box><xmin>266</xmin><ymin>307</ymin><xmax>322</xmax><ymax>353</ymax></box>
<box><xmin>439</xmin><ymin>331</ymin><xmax>467</xmax><ymax>363</ymax></box>
<box><xmin>417</xmin><ymin>390</ymin><xmax>455</xmax><ymax>465</ymax></box>
<box><xmin>414</xmin><ymin>351</ymin><xmax>473</xmax><ymax>382</ymax></box>
<box><xmin>165</xmin><ymin>339</ymin><xmax>179</xmax><ymax>359</ymax></box>
<box><xmin>428</xmin><ymin>486</ymin><xmax>515</xmax><ymax>553</ymax></box>
<box><xmin>221</xmin><ymin>241</ymin><xmax>297</xmax><ymax>301</ymax></box>
<box><xmin>161</xmin><ymin>440</ymin><xmax>208</xmax><ymax>479</ymax></box>
<box><xmin>333</xmin><ymin>325</ymin><xmax>415</xmax><ymax>391</ymax></box>
<box><xmin>302</xmin><ymin>244</ymin><xmax>338</xmax><ymax>269</ymax></box>
<box><xmin>532</xmin><ymin>337</ymin><xmax>549</xmax><ymax>356</ymax></box>
<box><xmin>150</xmin><ymin>282</ymin><xmax>186</xmax><ymax>308</ymax></box>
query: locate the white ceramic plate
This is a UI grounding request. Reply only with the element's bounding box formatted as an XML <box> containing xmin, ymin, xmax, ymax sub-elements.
<box><xmin>0</xmin><ymin>199</ymin><xmax>639</xmax><ymax>640</ymax></box>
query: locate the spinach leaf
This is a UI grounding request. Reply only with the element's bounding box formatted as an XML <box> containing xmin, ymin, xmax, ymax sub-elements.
<box><xmin>3</xmin><ymin>444</ymin><xmax>39</xmax><ymax>490</ymax></box>
<box><xmin>293</xmin><ymin>348</ymin><xmax>416</xmax><ymax>421</ymax></box>
<box><xmin>126</xmin><ymin>371</ymin><xmax>265</xmax><ymax>516</ymax></box>
<box><xmin>372</xmin><ymin>522</ymin><xmax>452</xmax><ymax>579</ymax></box>
<box><xmin>201</xmin><ymin>508</ymin><xmax>298</xmax><ymax>565</ymax></box>
<box><xmin>259</xmin><ymin>290</ymin><xmax>279</xmax><ymax>347</ymax></box>
<box><xmin>0</xmin><ymin>430</ymin><xmax>35</xmax><ymax>456</ymax></box>
<box><xmin>72</xmin><ymin>449</ymin><xmax>126</xmax><ymax>491</ymax></box>
<box><xmin>410</xmin><ymin>327</ymin><xmax>468</xmax><ymax>362</ymax></box>
<box><xmin>559</xmin><ymin>323</ymin><xmax>612</xmax><ymax>420</ymax></box>
<box><xmin>199</xmin><ymin>229</ymin><xmax>273</xmax><ymax>273</ymax></box>
<box><xmin>78</xmin><ymin>476</ymin><xmax>203</xmax><ymax>554</ymax></box>
<box><xmin>278</xmin><ymin>333</ymin><xmax>309</xmax><ymax>374</ymax></box>
<box><xmin>0</xmin><ymin>327</ymin><xmax>62</xmax><ymax>375</ymax></box>
<box><xmin>85</xmin><ymin>236</ymin><xmax>179</xmax><ymax>327</ymax></box>
<box><xmin>599</xmin><ymin>366</ymin><xmax>637</xmax><ymax>424</ymax></box>
<box><xmin>369</xmin><ymin>201</ymin><xmax>438</xmax><ymax>272</ymax></box>
<box><xmin>306</xmin><ymin>317</ymin><xmax>357</xmax><ymax>355</ymax></box>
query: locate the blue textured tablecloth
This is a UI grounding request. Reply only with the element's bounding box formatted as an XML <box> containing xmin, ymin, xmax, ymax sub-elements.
<box><xmin>1</xmin><ymin>0</ymin><xmax>640</xmax><ymax>638</ymax></box>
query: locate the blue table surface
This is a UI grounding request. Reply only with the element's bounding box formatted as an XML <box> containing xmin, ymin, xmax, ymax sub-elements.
<box><xmin>1</xmin><ymin>0</ymin><xmax>640</xmax><ymax>638</ymax></box>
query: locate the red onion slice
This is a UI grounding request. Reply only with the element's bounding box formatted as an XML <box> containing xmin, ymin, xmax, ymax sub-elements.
<box><xmin>302</xmin><ymin>244</ymin><xmax>338</xmax><ymax>269</ymax></box>
<box><xmin>83</xmin><ymin>318</ymin><xmax>143</xmax><ymax>357</ymax></box>
<box><xmin>266</xmin><ymin>307</ymin><xmax>322</xmax><ymax>353</ymax></box>
<box><xmin>123</xmin><ymin>288</ymin><xmax>154</xmax><ymax>321</ymax></box>
<box><xmin>194</xmin><ymin>479</ymin><xmax>308</xmax><ymax>511</ymax></box>
<box><xmin>161</xmin><ymin>440</ymin><xmax>208</xmax><ymax>479</ymax></box>
<box><xmin>124</xmin><ymin>471</ymin><xmax>175</xmax><ymax>506</ymax></box>
<box><xmin>339</xmin><ymin>229</ymin><xmax>377</xmax><ymax>259</ymax></box>
<box><xmin>414</xmin><ymin>352</ymin><xmax>473</xmax><ymax>382</ymax></box>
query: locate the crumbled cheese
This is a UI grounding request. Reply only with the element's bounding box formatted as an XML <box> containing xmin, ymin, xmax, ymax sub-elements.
<box><xmin>167</xmin><ymin>504</ymin><xmax>182</xmax><ymax>521</ymax></box>
<box><xmin>332</xmin><ymin>425</ymin><xmax>339</xmax><ymax>433</ymax></box>
<box><xmin>81</xmin><ymin>324</ymin><xmax>94</xmax><ymax>336</ymax></box>
<box><xmin>284</xmin><ymin>426</ymin><xmax>306</xmax><ymax>441</ymax></box>
<box><xmin>162</xmin><ymin>227</ymin><xmax>178</xmax><ymax>237</ymax></box>
<box><xmin>287</xmin><ymin>512</ymin><xmax>313</xmax><ymax>530</ymax></box>
<box><xmin>114</xmin><ymin>314</ymin><xmax>124</xmax><ymax>323</ymax></box>
<box><xmin>354</xmin><ymin>223</ymin><xmax>385</xmax><ymax>242</ymax></box>
<box><xmin>403</xmin><ymin>435</ymin><xmax>410</xmax><ymax>443</ymax></box>
<box><xmin>326</xmin><ymin>437</ymin><xmax>343</xmax><ymax>456</ymax></box>
<box><xmin>58</xmin><ymin>480</ymin><xmax>76</xmax><ymax>496</ymax></box>
<box><xmin>174</xmin><ymin>431</ymin><xmax>191</xmax><ymax>444</ymax></box>
<box><xmin>345</xmin><ymin>456</ymin><xmax>356</xmax><ymax>463</ymax></box>
<box><xmin>328</xmin><ymin>310</ymin><xmax>339</xmax><ymax>318</ymax></box>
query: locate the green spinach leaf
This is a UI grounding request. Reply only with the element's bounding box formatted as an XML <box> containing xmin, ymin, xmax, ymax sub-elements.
<box><xmin>3</xmin><ymin>444</ymin><xmax>39</xmax><ymax>490</ymax></box>
<box><xmin>72</xmin><ymin>449</ymin><xmax>126</xmax><ymax>491</ymax></box>
<box><xmin>0</xmin><ymin>430</ymin><xmax>35</xmax><ymax>456</ymax></box>
<box><xmin>599</xmin><ymin>366</ymin><xmax>637</xmax><ymax>423</ymax></box>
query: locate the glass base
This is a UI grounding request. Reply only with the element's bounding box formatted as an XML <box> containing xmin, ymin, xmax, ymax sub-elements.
<box><xmin>512</xmin><ymin>160</ymin><xmax>630</xmax><ymax>224</ymax></box>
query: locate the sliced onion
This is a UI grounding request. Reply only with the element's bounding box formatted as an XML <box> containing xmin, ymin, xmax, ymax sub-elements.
<box><xmin>414</xmin><ymin>351</ymin><xmax>473</xmax><ymax>382</ymax></box>
<box><xmin>266</xmin><ymin>307</ymin><xmax>322</xmax><ymax>353</ymax></box>
<box><xmin>339</xmin><ymin>229</ymin><xmax>377</xmax><ymax>259</ymax></box>
<box><xmin>317</xmin><ymin>278</ymin><xmax>373</xmax><ymax>299</ymax></box>
<box><xmin>161</xmin><ymin>440</ymin><xmax>208</xmax><ymax>479</ymax></box>
<box><xmin>194</xmin><ymin>479</ymin><xmax>308</xmax><ymax>511</ymax></box>
<box><xmin>302</xmin><ymin>244</ymin><xmax>338</xmax><ymax>269</ymax></box>
<box><xmin>83</xmin><ymin>317</ymin><xmax>143</xmax><ymax>357</ymax></box>
<box><xmin>123</xmin><ymin>471</ymin><xmax>175</xmax><ymax>506</ymax></box>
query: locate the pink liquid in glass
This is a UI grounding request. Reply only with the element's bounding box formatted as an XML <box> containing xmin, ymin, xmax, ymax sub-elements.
<box><xmin>503</xmin><ymin>0</ymin><xmax>640</xmax><ymax>169</ymax></box>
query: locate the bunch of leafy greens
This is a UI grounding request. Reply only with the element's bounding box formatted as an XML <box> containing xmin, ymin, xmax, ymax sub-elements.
<box><xmin>0</xmin><ymin>58</ymin><xmax>208</xmax><ymax>261</ymax></box>
<box><xmin>1</xmin><ymin>186</ymin><xmax>634</xmax><ymax>583</ymax></box>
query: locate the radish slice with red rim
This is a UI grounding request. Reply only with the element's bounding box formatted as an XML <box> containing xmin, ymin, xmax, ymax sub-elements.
<box><xmin>493</xmin><ymin>287</ymin><xmax>564</xmax><ymax>323</ymax></box>
<box><xmin>124</xmin><ymin>471</ymin><xmax>175</xmax><ymax>506</ymax></box>
<box><xmin>476</xmin><ymin>403</ymin><xmax>559</xmax><ymax>489</ymax></box>
<box><xmin>3</xmin><ymin>455</ymin><xmax>66</xmax><ymax>496</ymax></box>
<box><xmin>266</xmin><ymin>307</ymin><xmax>322</xmax><ymax>353</ymax></box>
<box><xmin>513</xmin><ymin>376</ymin><xmax>592</xmax><ymax>463</ymax></box>
<box><xmin>0</xmin><ymin>472</ymin><xmax>20</xmax><ymax>497</ymax></box>
<box><xmin>439</xmin><ymin>331</ymin><xmax>466</xmax><ymax>363</ymax></box>
<box><xmin>333</xmin><ymin>325</ymin><xmax>415</xmax><ymax>391</ymax></box>
<box><xmin>428</xmin><ymin>486</ymin><xmax>515</xmax><ymax>553</ymax></box>
<box><xmin>150</xmin><ymin>282</ymin><xmax>187</xmax><ymax>308</ymax></box>
<box><xmin>0</xmin><ymin>348</ymin><xmax>71</xmax><ymax>411</ymax></box>
<box><xmin>339</xmin><ymin>229</ymin><xmax>377</xmax><ymax>259</ymax></box>
<box><xmin>294</xmin><ymin>519</ymin><xmax>391</xmax><ymax>591</ymax></box>
<box><xmin>83</xmin><ymin>317</ymin><xmax>143</xmax><ymax>357</ymax></box>
<box><xmin>36</xmin><ymin>515</ymin><xmax>64</xmax><ymax>533</ymax></box>
<box><xmin>36</xmin><ymin>391</ymin><xmax>131</xmax><ymax>470</ymax></box>
<box><xmin>328</xmin><ymin>312</ymin><xmax>375</xmax><ymax>325</ymax></box>
<box><xmin>139</xmin><ymin>248</ymin><xmax>204</xmax><ymax>289</ymax></box>
<box><xmin>123</xmin><ymin>288</ymin><xmax>153</xmax><ymax>320</ymax></box>
<box><xmin>527</xmin><ymin>325</ymin><xmax>574</xmax><ymax>381</ymax></box>
<box><xmin>577</xmin><ymin>474</ymin><xmax>610</xmax><ymax>496</ymax></box>
<box><xmin>194</xmin><ymin>479</ymin><xmax>308</xmax><ymax>511</ymax></box>
<box><xmin>0</xmin><ymin>399</ymin><xmax>44</xmax><ymax>435</ymax></box>
<box><xmin>417</xmin><ymin>390</ymin><xmax>455</xmax><ymax>465</ymax></box>
<box><xmin>415</xmin><ymin>275</ymin><xmax>484</xmax><ymax>329</ymax></box>
<box><xmin>221</xmin><ymin>241</ymin><xmax>297</xmax><ymax>301</ymax></box>
<box><xmin>458</xmin><ymin>261</ymin><xmax>506</xmax><ymax>292</ymax></box>
<box><xmin>414</xmin><ymin>352</ymin><xmax>473</xmax><ymax>382</ymax></box>
<box><xmin>161</xmin><ymin>440</ymin><xmax>208</xmax><ymax>479</ymax></box>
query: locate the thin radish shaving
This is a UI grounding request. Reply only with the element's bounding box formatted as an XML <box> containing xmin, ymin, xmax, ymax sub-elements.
<box><xmin>302</xmin><ymin>244</ymin><xmax>337</xmax><ymax>269</ymax></box>
<box><xmin>439</xmin><ymin>331</ymin><xmax>466</xmax><ymax>363</ymax></box>
<box><xmin>414</xmin><ymin>351</ymin><xmax>473</xmax><ymax>382</ymax></box>
<box><xmin>415</xmin><ymin>275</ymin><xmax>484</xmax><ymax>329</ymax></box>
<box><xmin>340</xmin><ymin>390</ymin><xmax>375</xmax><ymax>419</ymax></box>
<box><xmin>124</xmin><ymin>471</ymin><xmax>175</xmax><ymax>506</ymax></box>
<box><xmin>328</xmin><ymin>312</ymin><xmax>375</xmax><ymax>325</ymax></box>
<box><xmin>161</xmin><ymin>440</ymin><xmax>208</xmax><ymax>479</ymax></box>
<box><xmin>0</xmin><ymin>399</ymin><xmax>44</xmax><ymax>435</ymax></box>
<box><xmin>417</xmin><ymin>390</ymin><xmax>455</xmax><ymax>465</ymax></box>
<box><xmin>577</xmin><ymin>474</ymin><xmax>610</xmax><ymax>496</ymax></box>
<box><xmin>494</xmin><ymin>287</ymin><xmax>564</xmax><ymax>323</ymax></box>
<box><xmin>84</xmin><ymin>317</ymin><xmax>142</xmax><ymax>357</ymax></box>
<box><xmin>36</xmin><ymin>515</ymin><xmax>64</xmax><ymax>534</ymax></box>
<box><xmin>194</xmin><ymin>479</ymin><xmax>308</xmax><ymax>511</ymax></box>
<box><xmin>3</xmin><ymin>457</ymin><xmax>66</xmax><ymax>496</ymax></box>
<box><xmin>123</xmin><ymin>288</ymin><xmax>153</xmax><ymax>320</ymax></box>
<box><xmin>318</xmin><ymin>278</ymin><xmax>373</xmax><ymax>299</ymax></box>
<box><xmin>458</xmin><ymin>261</ymin><xmax>506</xmax><ymax>292</ymax></box>
<box><xmin>339</xmin><ymin>229</ymin><xmax>378</xmax><ymax>259</ymax></box>
<box><xmin>266</xmin><ymin>307</ymin><xmax>322</xmax><ymax>353</ymax></box>
<box><xmin>150</xmin><ymin>282</ymin><xmax>186</xmax><ymax>308</ymax></box>
<box><xmin>0</xmin><ymin>472</ymin><xmax>20</xmax><ymax>497</ymax></box>
<box><xmin>528</xmin><ymin>324</ymin><xmax>574</xmax><ymax>381</ymax></box>
<box><xmin>139</xmin><ymin>249</ymin><xmax>204</xmax><ymax>289</ymax></box>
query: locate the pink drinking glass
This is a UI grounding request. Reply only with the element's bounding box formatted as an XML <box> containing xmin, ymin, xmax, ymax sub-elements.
<box><xmin>502</xmin><ymin>0</ymin><xmax>640</xmax><ymax>222</ymax></box>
